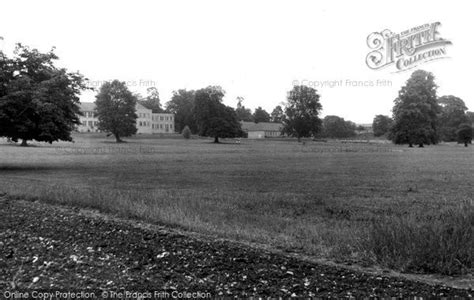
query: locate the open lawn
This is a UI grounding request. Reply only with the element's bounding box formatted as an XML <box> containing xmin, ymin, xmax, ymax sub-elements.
<box><xmin>0</xmin><ymin>134</ymin><xmax>472</xmax><ymax>275</ymax></box>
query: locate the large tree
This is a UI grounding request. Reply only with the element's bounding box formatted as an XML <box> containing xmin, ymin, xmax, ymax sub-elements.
<box><xmin>372</xmin><ymin>115</ymin><xmax>393</xmax><ymax>137</ymax></box>
<box><xmin>95</xmin><ymin>80</ymin><xmax>137</xmax><ymax>142</ymax></box>
<box><xmin>389</xmin><ymin>70</ymin><xmax>440</xmax><ymax>147</ymax></box>
<box><xmin>235</xmin><ymin>97</ymin><xmax>254</xmax><ymax>122</ymax></box>
<box><xmin>253</xmin><ymin>106</ymin><xmax>270</xmax><ymax>123</ymax></box>
<box><xmin>437</xmin><ymin>95</ymin><xmax>470</xmax><ymax>142</ymax></box>
<box><xmin>138</xmin><ymin>87</ymin><xmax>163</xmax><ymax>113</ymax></box>
<box><xmin>165</xmin><ymin>89</ymin><xmax>196</xmax><ymax>133</ymax></box>
<box><xmin>282</xmin><ymin>85</ymin><xmax>322</xmax><ymax>141</ymax></box>
<box><xmin>270</xmin><ymin>105</ymin><xmax>284</xmax><ymax>123</ymax></box>
<box><xmin>322</xmin><ymin>115</ymin><xmax>357</xmax><ymax>138</ymax></box>
<box><xmin>193</xmin><ymin>86</ymin><xmax>241</xmax><ymax>143</ymax></box>
<box><xmin>0</xmin><ymin>44</ymin><xmax>88</xmax><ymax>146</ymax></box>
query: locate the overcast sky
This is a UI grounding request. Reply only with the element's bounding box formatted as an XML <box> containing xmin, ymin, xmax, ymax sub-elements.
<box><xmin>1</xmin><ymin>0</ymin><xmax>472</xmax><ymax>123</ymax></box>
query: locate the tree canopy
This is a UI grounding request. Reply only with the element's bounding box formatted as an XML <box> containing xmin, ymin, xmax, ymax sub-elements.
<box><xmin>456</xmin><ymin>123</ymin><xmax>473</xmax><ymax>147</ymax></box>
<box><xmin>437</xmin><ymin>95</ymin><xmax>469</xmax><ymax>142</ymax></box>
<box><xmin>193</xmin><ymin>86</ymin><xmax>242</xmax><ymax>143</ymax></box>
<box><xmin>253</xmin><ymin>106</ymin><xmax>270</xmax><ymax>123</ymax></box>
<box><xmin>235</xmin><ymin>97</ymin><xmax>254</xmax><ymax>122</ymax></box>
<box><xmin>321</xmin><ymin>115</ymin><xmax>357</xmax><ymax>138</ymax></box>
<box><xmin>270</xmin><ymin>105</ymin><xmax>284</xmax><ymax>123</ymax></box>
<box><xmin>389</xmin><ymin>70</ymin><xmax>440</xmax><ymax>147</ymax></box>
<box><xmin>138</xmin><ymin>87</ymin><xmax>163</xmax><ymax>113</ymax></box>
<box><xmin>95</xmin><ymin>80</ymin><xmax>138</xmax><ymax>142</ymax></box>
<box><xmin>282</xmin><ymin>85</ymin><xmax>322</xmax><ymax>141</ymax></box>
<box><xmin>372</xmin><ymin>115</ymin><xmax>393</xmax><ymax>137</ymax></box>
<box><xmin>165</xmin><ymin>89</ymin><xmax>197</xmax><ymax>133</ymax></box>
<box><xmin>0</xmin><ymin>44</ymin><xmax>88</xmax><ymax>146</ymax></box>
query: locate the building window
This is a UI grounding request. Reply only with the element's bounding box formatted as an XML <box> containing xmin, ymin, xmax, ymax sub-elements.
<box><xmin>82</xmin><ymin>121</ymin><xmax>87</xmax><ymax>126</ymax></box>
<box><xmin>160</xmin><ymin>124</ymin><xmax>163</xmax><ymax>129</ymax></box>
<box><xmin>160</xmin><ymin>116</ymin><xmax>164</xmax><ymax>121</ymax></box>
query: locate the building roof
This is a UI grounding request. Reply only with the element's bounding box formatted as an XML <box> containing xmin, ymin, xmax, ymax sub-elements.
<box><xmin>241</xmin><ymin>121</ymin><xmax>283</xmax><ymax>132</ymax></box>
<box><xmin>79</xmin><ymin>102</ymin><xmax>151</xmax><ymax>112</ymax></box>
<box><xmin>79</xmin><ymin>102</ymin><xmax>96</xmax><ymax>112</ymax></box>
<box><xmin>135</xmin><ymin>102</ymin><xmax>149</xmax><ymax>111</ymax></box>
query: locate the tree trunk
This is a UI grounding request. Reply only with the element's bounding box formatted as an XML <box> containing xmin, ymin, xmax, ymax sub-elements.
<box><xmin>214</xmin><ymin>136</ymin><xmax>219</xmax><ymax>143</ymax></box>
<box><xmin>115</xmin><ymin>134</ymin><xmax>123</xmax><ymax>143</ymax></box>
<box><xmin>20</xmin><ymin>139</ymin><xmax>28</xmax><ymax>147</ymax></box>
<box><xmin>408</xmin><ymin>143</ymin><xmax>413</xmax><ymax>148</ymax></box>
<box><xmin>419</xmin><ymin>143</ymin><xmax>424</xmax><ymax>148</ymax></box>
<box><xmin>465</xmin><ymin>142</ymin><xmax>468</xmax><ymax>147</ymax></box>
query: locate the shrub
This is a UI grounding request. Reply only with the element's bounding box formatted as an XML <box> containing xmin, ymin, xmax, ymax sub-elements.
<box><xmin>366</xmin><ymin>203</ymin><xmax>473</xmax><ymax>275</ymax></box>
<box><xmin>182</xmin><ymin>125</ymin><xmax>191</xmax><ymax>139</ymax></box>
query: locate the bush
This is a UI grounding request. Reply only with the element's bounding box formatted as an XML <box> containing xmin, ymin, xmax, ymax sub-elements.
<box><xmin>366</xmin><ymin>203</ymin><xmax>473</xmax><ymax>275</ymax></box>
<box><xmin>182</xmin><ymin>125</ymin><xmax>191</xmax><ymax>139</ymax></box>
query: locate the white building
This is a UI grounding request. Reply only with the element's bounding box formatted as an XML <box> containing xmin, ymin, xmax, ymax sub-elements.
<box><xmin>77</xmin><ymin>102</ymin><xmax>175</xmax><ymax>134</ymax></box>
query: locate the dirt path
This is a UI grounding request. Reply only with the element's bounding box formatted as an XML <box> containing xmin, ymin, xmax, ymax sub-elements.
<box><xmin>0</xmin><ymin>197</ymin><xmax>472</xmax><ymax>298</ymax></box>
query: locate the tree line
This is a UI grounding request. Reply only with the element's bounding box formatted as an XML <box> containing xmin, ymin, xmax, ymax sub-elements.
<box><xmin>1</xmin><ymin>45</ymin><xmax>472</xmax><ymax>146</ymax></box>
<box><xmin>372</xmin><ymin>70</ymin><xmax>473</xmax><ymax>147</ymax></box>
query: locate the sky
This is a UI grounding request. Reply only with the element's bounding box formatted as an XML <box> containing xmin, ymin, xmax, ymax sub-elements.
<box><xmin>0</xmin><ymin>0</ymin><xmax>472</xmax><ymax>123</ymax></box>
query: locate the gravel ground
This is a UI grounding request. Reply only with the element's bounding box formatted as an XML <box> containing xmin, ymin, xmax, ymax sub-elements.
<box><xmin>0</xmin><ymin>196</ymin><xmax>472</xmax><ymax>298</ymax></box>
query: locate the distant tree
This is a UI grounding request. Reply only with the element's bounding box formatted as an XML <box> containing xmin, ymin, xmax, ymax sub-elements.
<box><xmin>0</xmin><ymin>44</ymin><xmax>89</xmax><ymax>146</ymax></box>
<box><xmin>389</xmin><ymin>70</ymin><xmax>440</xmax><ymax>147</ymax></box>
<box><xmin>372</xmin><ymin>115</ymin><xmax>393</xmax><ymax>137</ymax></box>
<box><xmin>182</xmin><ymin>125</ymin><xmax>191</xmax><ymax>139</ymax></box>
<box><xmin>437</xmin><ymin>95</ymin><xmax>469</xmax><ymax>142</ymax></box>
<box><xmin>270</xmin><ymin>105</ymin><xmax>284</xmax><ymax>123</ymax></box>
<box><xmin>235</xmin><ymin>97</ymin><xmax>254</xmax><ymax>122</ymax></box>
<box><xmin>466</xmin><ymin>111</ymin><xmax>474</xmax><ymax>124</ymax></box>
<box><xmin>193</xmin><ymin>86</ymin><xmax>242</xmax><ymax>143</ymax></box>
<box><xmin>322</xmin><ymin>115</ymin><xmax>357</xmax><ymax>138</ymax></box>
<box><xmin>95</xmin><ymin>80</ymin><xmax>138</xmax><ymax>143</ymax></box>
<box><xmin>253</xmin><ymin>106</ymin><xmax>270</xmax><ymax>123</ymax></box>
<box><xmin>457</xmin><ymin>123</ymin><xmax>473</xmax><ymax>147</ymax></box>
<box><xmin>139</xmin><ymin>87</ymin><xmax>163</xmax><ymax>113</ymax></box>
<box><xmin>282</xmin><ymin>85</ymin><xmax>322</xmax><ymax>142</ymax></box>
<box><xmin>356</xmin><ymin>125</ymin><xmax>366</xmax><ymax>132</ymax></box>
<box><xmin>166</xmin><ymin>89</ymin><xmax>196</xmax><ymax>134</ymax></box>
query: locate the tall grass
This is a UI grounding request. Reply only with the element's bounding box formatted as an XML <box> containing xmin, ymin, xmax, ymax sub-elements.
<box><xmin>1</xmin><ymin>138</ymin><xmax>473</xmax><ymax>275</ymax></box>
<box><xmin>366</xmin><ymin>202</ymin><xmax>473</xmax><ymax>275</ymax></box>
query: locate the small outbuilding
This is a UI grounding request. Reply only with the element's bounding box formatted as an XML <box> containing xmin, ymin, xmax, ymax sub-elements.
<box><xmin>241</xmin><ymin>121</ymin><xmax>284</xmax><ymax>139</ymax></box>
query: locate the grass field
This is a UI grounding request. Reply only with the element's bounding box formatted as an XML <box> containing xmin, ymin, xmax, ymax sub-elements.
<box><xmin>0</xmin><ymin>134</ymin><xmax>472</xmax><ymax>275</ymax></box>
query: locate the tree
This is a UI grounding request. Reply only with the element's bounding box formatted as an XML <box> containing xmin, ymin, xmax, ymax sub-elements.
<box><xmin>253</xmin><ymin>106</ymin><xmax>270</xmax><ymax>123</ymax></box>
<box><xmin>466</xmin><ymin>111</ymin><xmax>474</xmax><ymax>125</ymax></box>
<box><xmin>235</xmin><ymin>97</ymin><xmax>254</xmax><ymax>122</ymax></box>
<box><xmin>138</xmin><ymin>87</ymin><xmax>163</xmax><ymax>113</ymax></box>
<box><xmin>0</xmin><ymin>44</ymin><xmax>88</xmax><ymax>146</ymax></box>
<box><xmin>282</xmin><ymin>85</ymin><xmax>322</xmax><ymax>141</ymax></box>
<box><xmin>193</xmin><ymin>86</ymin><xmax>242</xmax><ymax>143</ymax></box>
<box><xmin>322</xmin><ymin>115</ymin><xmax>357</xmax><ymax>138</ymax></box>
<box><xmin>372</xmin><ymin>115</ymin><xmax>393</xmax><ymax>137</ymax></box>
<box><xmin>457</xmin><ymin>123</ymin><xmax>473</xmax><ymax>147</ymax></box>
<box><xmin>166</xmin><ymin>89</ymin><xmax>196</xmax><ymax>133</ymax></box>
<box><xmin>437</xmin><ymin>95</ymin><xmax>470</xmax><ymax>142</ymax></box>
<box><xmin>389</xmin><ymin>70</ymin><xmax>440</xmax><ymax>147</ymax></box>
<box><xmin>182</xmin><ymin>125</ymin><xmax>191</xmax><ymax>139</ymax></box>
<box><xmin>95</xmin><ymin>80</ymin><xmax>138</xmax><ymax>142</ymax></box>
<box><xmin>270</xmin><ymin>105</ymin><xmax>284</xmax><ymax>123</ymax></box>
